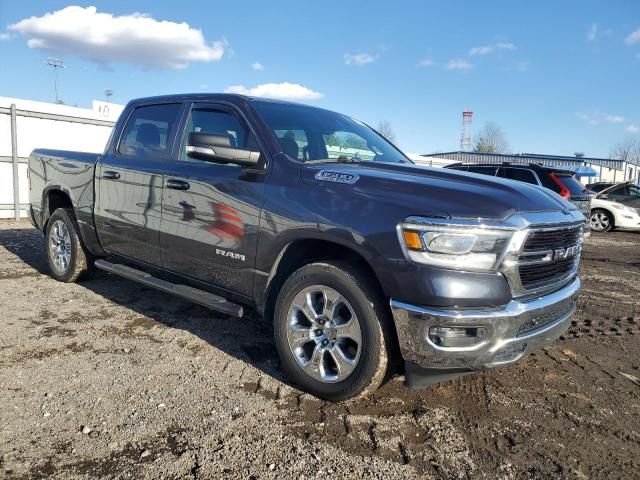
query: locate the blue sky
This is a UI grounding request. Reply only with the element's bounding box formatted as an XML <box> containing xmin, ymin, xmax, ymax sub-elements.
<box><xmin>0</xmin><ymin>1</ymin><xmax>639</xmax><ymax>157</ymax></box>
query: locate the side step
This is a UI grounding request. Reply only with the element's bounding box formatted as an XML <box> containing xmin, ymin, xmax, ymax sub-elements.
<box><xmin>94</xmin><ymin>259</ymin><xmax>243</xmax><ymax>317</ymax></box>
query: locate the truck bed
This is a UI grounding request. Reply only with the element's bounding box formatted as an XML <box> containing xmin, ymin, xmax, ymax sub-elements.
<box><xmin>28</xmin><ymin>148</ymin><xmax>100</xmax><ymax>232</ymax></box>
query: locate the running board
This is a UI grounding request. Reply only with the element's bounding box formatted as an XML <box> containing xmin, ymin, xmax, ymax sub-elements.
<box><xmin>94</xmin><ymin>259</ymin><xmax>243</xmax><ymax>317</ymax></box>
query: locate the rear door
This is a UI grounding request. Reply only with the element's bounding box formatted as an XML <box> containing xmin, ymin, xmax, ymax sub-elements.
<box><xmin>158</xmin><ymin>102</ymin><xmax>267</xmax><ymax>298</ymax></box>
<box><xmin>95</xmin><ymin>102</ymin><xmax>182</xmax><ymax>265</ymax></box>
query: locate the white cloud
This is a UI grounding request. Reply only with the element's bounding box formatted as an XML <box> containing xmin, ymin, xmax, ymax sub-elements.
<box><xmin>446</xmin><ymin>59</ymin><xmax>473</xmax><ymax>71</ymax></box>
<box><xmin>626</xmin><ymin>125</ymin><xmax>639</xmax><ymax>133</ymax></box>
<box><xmin>469</xmin><ymin>42</ymin><xmax>516</xmax><ymax>56</ymax></box>
<box><xmin>577</xmin><ymin>111</ymin><xmax>625</xmax><ymax>125</ymax></box>
<box><xmin>416</xmin><ymin>58</ymin><xmax>434</xmax><ymax>67</ymax></box>
<box><xmin>251</xmin><ymin>62</ymin><xmax>264</xmax><ymax>71</ymax></box>
<box><xmin>8</xmin><ymin>5</ymin><xmax>226</xmax><ymax>69</ymax></box>
<box><xmin>344</xmin><ymin>52</ymin><xmax>377</xmax><ymax>66</ymax></box>
<box><xmin>0</xmin><ymin>32</ymin><xmax>10</xmax><ymax>41</ymax></box>
<box><xmin>224</xmin><ymin>82</ymin><xmax>323</xmax><ymax>101</ymax></box>
<box><xmin>587</xmin><ymin>23</ymin><xmax>598</xmax><ymax>42</ymax></box>
<box><xmin>606</xmin><ymin>115</ymin><xmax>625</xmax><ymax>123</ymax></box>
<box><xmin>626</xmin><ymin>27</ymin><xmax>640</xmax><ymax>45</ymax></box>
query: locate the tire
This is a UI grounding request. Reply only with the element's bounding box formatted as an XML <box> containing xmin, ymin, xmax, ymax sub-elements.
<box><xmin>590</xmin><ymin>209</ymin><xmax>614</xmax><ymax>232</ymax></box>
<box><xmin>273</xmin><ymin>261</ymin><xmax>393</xmax><ymax>401</ymax></box>
<box><xmin>45</xmin><ymin>208</ymin><xmax>93</xmax><ymax>283</ymax></box>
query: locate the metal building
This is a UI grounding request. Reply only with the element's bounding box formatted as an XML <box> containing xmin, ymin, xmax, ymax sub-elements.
<box><xmin>422</xmin><ymin>151</ymin><xmax>638</xmax><ymax>184</ymax></box>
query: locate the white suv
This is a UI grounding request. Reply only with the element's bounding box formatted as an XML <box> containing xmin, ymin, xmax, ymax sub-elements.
<box><xmin>590</xmin><ymin>182</ymin><xmax>640</xmax><ymax>232</ymax></box>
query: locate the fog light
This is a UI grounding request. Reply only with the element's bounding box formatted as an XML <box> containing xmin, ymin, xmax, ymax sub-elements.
<box><xmin>428</xmin><ymin>326</ymin><xmax>488</xmax><ymax>348</ymax></box>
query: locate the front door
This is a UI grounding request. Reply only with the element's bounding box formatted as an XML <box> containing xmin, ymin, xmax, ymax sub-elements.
<box><xmin>95</xmin><ymin>102</ymin><xmax>182</xmax><ymax>266</ymax></box>
<box><xmin>159</xmin><ymin>103</ymin><xmax>266</xmax><ymax>298</ymax></box>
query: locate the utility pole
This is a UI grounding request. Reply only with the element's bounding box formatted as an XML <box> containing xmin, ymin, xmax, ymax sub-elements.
<box><xmin>44</xmin><ymin>58</ymin><xmax>65</xmax><ymax>103</ymax></box>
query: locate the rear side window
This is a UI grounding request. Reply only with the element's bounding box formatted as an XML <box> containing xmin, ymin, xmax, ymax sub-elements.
<box><xmin>541</xmin><ymin>172</ymin><xmax>587</xmax><ymax>197</ymax></box>
<box><xmin>499</xmin><ymin>168</ymin><xmax>538</xmax><ymax>185</ymax></box>
<box><xmin>118</xmin><ymin>103</ymin><xmax>181</xmax><ymax>158</ymax></box>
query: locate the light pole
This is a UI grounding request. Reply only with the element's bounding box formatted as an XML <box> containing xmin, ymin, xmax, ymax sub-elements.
<box><xmin>44</xmin><ymin>58</ymin><xmax>65</xmax><ymax>103</ymax></box>
<box><xmin>104</xmin><ymin>88</ymin><xmax>113</xmax><ymax>102</ymax></box>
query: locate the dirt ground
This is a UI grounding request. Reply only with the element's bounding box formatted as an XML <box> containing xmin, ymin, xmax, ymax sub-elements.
<box><xmin>0</xmin><ymin>220</ymin><xmax>638</xmax><ymax>480</ymax></box>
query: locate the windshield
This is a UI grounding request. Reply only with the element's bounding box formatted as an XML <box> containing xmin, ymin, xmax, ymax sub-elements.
<box><xmin>601</xmin><ymin>184</ymin><xmax>640</xmax><ymax>204</ymax></box>
<box><xmin>252</xmin><ymin>101</ymin><xmax>410</xmax><ymax>164</ymax></box>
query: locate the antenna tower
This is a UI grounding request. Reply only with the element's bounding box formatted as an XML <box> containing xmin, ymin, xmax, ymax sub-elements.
<box><xmin>460</xmin><ymin>109</ymin><xmax>473</xmax><ymax>151</ymax></box>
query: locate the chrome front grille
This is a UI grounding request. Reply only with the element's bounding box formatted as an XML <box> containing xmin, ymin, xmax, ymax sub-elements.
<box><xmin>501</xmin><ymin>223</ymin><xmax>583</xmax><ymax>298</ymax></box>
<box><xmin>519</xmin><ymin>257</ymin><xmax>578</xmax><ymax>289</ymax></box>
<box><xmin>522</xmin><ymin>225</ymin><xmax>583</xmax><ymax>252</ymax></box>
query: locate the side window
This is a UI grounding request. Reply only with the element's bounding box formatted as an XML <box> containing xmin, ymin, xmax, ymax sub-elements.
<box><xmin>501</xmin><ymin>168</ymin><xmax>538</xmax><ymax>185</ymax></box>
<box><xmin>274</xmin><ymin>129</ymin><xmax>308</xmax><ymax>160</ymax></box>
<box><xmin>182</xmin><ymin>108</ymin><xmax>254</xmax><ymax>161</ymax></box>
<box><xmin>118</xmin><ymin>103</ymin><xmax>181</xmax><ymax>158</ymax></box>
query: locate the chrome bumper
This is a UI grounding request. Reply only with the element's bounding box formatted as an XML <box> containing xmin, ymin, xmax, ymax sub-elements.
<box><xmin>390</xmin><ymin>277</ymin><xmax>580</xmax><ymax>371</ymax></box>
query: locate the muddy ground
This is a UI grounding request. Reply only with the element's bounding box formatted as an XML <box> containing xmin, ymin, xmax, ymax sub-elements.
<box><xmin>0</xmin><ymin>220</ymin><xmax>638</xmax><ymax>479</ymax></box>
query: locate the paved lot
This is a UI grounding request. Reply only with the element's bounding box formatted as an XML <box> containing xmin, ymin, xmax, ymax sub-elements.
<box><xmin>0</xmin><ymin>220</ymin><xmax>639</xmax><ymax>479</ymax></box>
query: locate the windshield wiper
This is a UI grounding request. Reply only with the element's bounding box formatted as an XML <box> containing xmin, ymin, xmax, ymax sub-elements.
<box><xmin>306</xmin><ymin>156</ymin><xmax>364</xmax><ymax>164</ymax></box>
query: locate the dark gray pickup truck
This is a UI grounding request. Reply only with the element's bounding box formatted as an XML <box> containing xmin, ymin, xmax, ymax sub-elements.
<box><xmin>28</xmin><ymin>94</ymin><xmax>584</xmax><ymax>400</ymax></box>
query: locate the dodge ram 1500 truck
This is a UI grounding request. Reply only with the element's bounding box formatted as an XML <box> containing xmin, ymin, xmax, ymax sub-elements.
<box><xmin>28</xmin><ymin>94</ymin><xmax>584</xmax><ymax>401</ymax></box>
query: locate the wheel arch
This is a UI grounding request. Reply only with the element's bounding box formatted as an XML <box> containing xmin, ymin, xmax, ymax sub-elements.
<box><xmin>259</xmin><ymin>238</ymin><xmax>386</xmax><ymax>321</ymax></box>
<box><xmin>42</xmin><ymin>187</ymin><xmax>75</xmax><ymax>230</ymax></box>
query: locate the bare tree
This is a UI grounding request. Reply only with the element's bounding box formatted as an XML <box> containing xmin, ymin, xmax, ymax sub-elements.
<box><xmin>377</xmin><ymin>120</ymin><xmax>396</xmax><ymax>143</ymax></box>
<box><xmin>610</xmin><ymin>136</ymin><xmax>640</xmax><ymax>162</ymax></box>
<box><xmin>473</xmin><ymin>121</ymin><xmax>510</xmax><ymax>153</ymax></box>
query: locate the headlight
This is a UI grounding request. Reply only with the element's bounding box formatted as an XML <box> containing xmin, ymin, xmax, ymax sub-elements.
<box><xmin>399</xmin><ymin>222</ymin><xmax>515</xmax><ymax>271</ymax></box>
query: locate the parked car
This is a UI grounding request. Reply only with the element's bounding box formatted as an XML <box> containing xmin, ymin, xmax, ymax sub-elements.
<box><xmin>590</xmin><ymin>181</ymin><xmax>640</xmax><ymax>232</ymax></box>
<box><xmin>586</xmin><ymin>181</ymin><xmax>616</xmax><ymax>193</ymax></box>
<box><xmin>28</xmin><ymin>94</ymin><xmax>585</xmax><ymax>401</ymax></box>
<box><xmin>445</xmin><ymin>163</ymin><xmax>593</xmax><ymax>220</ymax></box>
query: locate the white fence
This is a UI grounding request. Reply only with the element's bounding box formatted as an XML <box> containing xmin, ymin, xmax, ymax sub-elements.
<box><xmin>0</xmin><ymin>97</ymin><xmax>123</xmax><ymax>219</ymax></box>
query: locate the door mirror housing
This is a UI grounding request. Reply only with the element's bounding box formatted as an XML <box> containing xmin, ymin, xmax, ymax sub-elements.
<box><xmin>186</xmin><ymin>132</ymin><xmax>261</xmax><ymax>168</ymax></box>
<box><xmin>598</xmin><ymin>194</ymin><xmax>609</xmax><ymax>200</ymax></box>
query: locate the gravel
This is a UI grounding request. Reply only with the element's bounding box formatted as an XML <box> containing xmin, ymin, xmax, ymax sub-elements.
<box><xmin>0</xmin><ymin>220</ymin><xmax>639</xmax><ymax>479</ymax></box>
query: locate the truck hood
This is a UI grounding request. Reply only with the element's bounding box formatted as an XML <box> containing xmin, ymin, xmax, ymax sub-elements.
<box><xmin>302</xmin><ymin>161</ymin><xmax>579</xmax><ymax>221</ymax></box>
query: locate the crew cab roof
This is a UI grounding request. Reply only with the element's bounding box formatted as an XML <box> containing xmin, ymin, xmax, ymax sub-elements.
<box><xmin>126</xmin><ymin>93</ymin><xmax>309</xmax><ymax>108</ymax></box>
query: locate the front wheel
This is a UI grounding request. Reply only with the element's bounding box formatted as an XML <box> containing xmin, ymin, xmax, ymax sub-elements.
<box><xmin>45</xmin><ymin>208</ymin><xmax>93</xmax><ymax>282</ymax></box>
<box><xmin>273</xmin><ymin>261</ymin><xmax>393</xmax><ymax>401</ymax></box>
<box><xmin>590</xmin><ymin>209</ymin><xmax>614</xmax><ymax>232</ymax></box>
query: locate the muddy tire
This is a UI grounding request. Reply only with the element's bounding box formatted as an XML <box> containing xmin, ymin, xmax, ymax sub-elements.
<box><xmin>273</xmin><ymin>261</ymin><xmax>393</xmax><ymax>401</ymax></box>
<box><xmin>45</xmin><ymin>208</ymin><xmax>93</xmax><ymax>283</ymax></box>
<box><xmin>590</xmin><ymin>209</ymin><xmax>614</xmax><ymax>232</ymax></box>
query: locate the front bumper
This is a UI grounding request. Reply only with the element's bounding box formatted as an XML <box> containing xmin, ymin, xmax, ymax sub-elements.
<box><xmin>391</xmin><ymin>277</ymin><xmax>580</xmax><ymax>384</ymax></box>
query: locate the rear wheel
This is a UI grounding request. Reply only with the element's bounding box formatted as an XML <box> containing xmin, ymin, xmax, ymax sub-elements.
<box><xmin>45</xmin><ymin>208</ymin><xmax>93</xmax><ymax>282</ymax></box>
<box><xmin>590</xmin><ymin>209</ymin><xmax>613</xmax><ymax>232</ymax></box>
<box><xmin>273</xmin><ymin>261</ymin><xmax>393</xmax><ymax>401</ymax></box>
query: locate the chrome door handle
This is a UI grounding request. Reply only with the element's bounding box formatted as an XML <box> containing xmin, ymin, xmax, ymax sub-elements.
<box><xmin>102</xmin><ymin>170</ymin><xmax>120</xmax><ymax>180</ymax></box>
<box><xmin>166</xmin><ymin>179</ymin><xmax>190</xmax><ymax>190</ymax></box>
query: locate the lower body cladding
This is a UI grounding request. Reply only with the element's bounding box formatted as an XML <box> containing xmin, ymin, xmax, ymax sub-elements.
<box><xmin>390</xmin><ymin>277</ymin><xmax>581</xmax><ymax>388</ymax></box>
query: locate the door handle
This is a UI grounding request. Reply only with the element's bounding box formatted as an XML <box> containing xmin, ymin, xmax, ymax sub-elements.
<box><xmin>102</xmin><ymin>170</ymin><xmax>120</xmax><ymax>180</ymax></box>
<box><xmin>166</xmin><ymin>179</ymin><xmax>190</xmax><ymax>190</ymax></box>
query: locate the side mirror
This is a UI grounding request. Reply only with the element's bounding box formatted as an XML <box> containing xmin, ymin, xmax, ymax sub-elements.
<box><xmin>186</xmin><ymin>132</ymin><xmax>261</xmax><ymax>168</ymax></box>
<box><xmin>599</xmin><ymin>194</ymin><xmax>609</xmax><ymax>200</ymax></box>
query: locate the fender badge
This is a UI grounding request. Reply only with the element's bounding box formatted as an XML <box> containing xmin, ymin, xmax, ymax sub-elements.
<box><xmin>314</xmin><ymin>170</ymin><xmax>359</xmax><ymax>185</ymax></box>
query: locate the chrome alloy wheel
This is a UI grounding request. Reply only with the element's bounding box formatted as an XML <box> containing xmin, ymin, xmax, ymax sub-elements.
<box><xmin>590</xmin><ymin>211</ymin><xmax>610</xmax><ymax>231</ymax></box>
<box><xmin>286</xmin><ymin>285</ymin><xmax>362</xmax><ymax>383</ymax></box>
<box><xmin>48</xmin><ymin>220</ymin><xmax>72</xmax><ymax>273</ymax></box>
